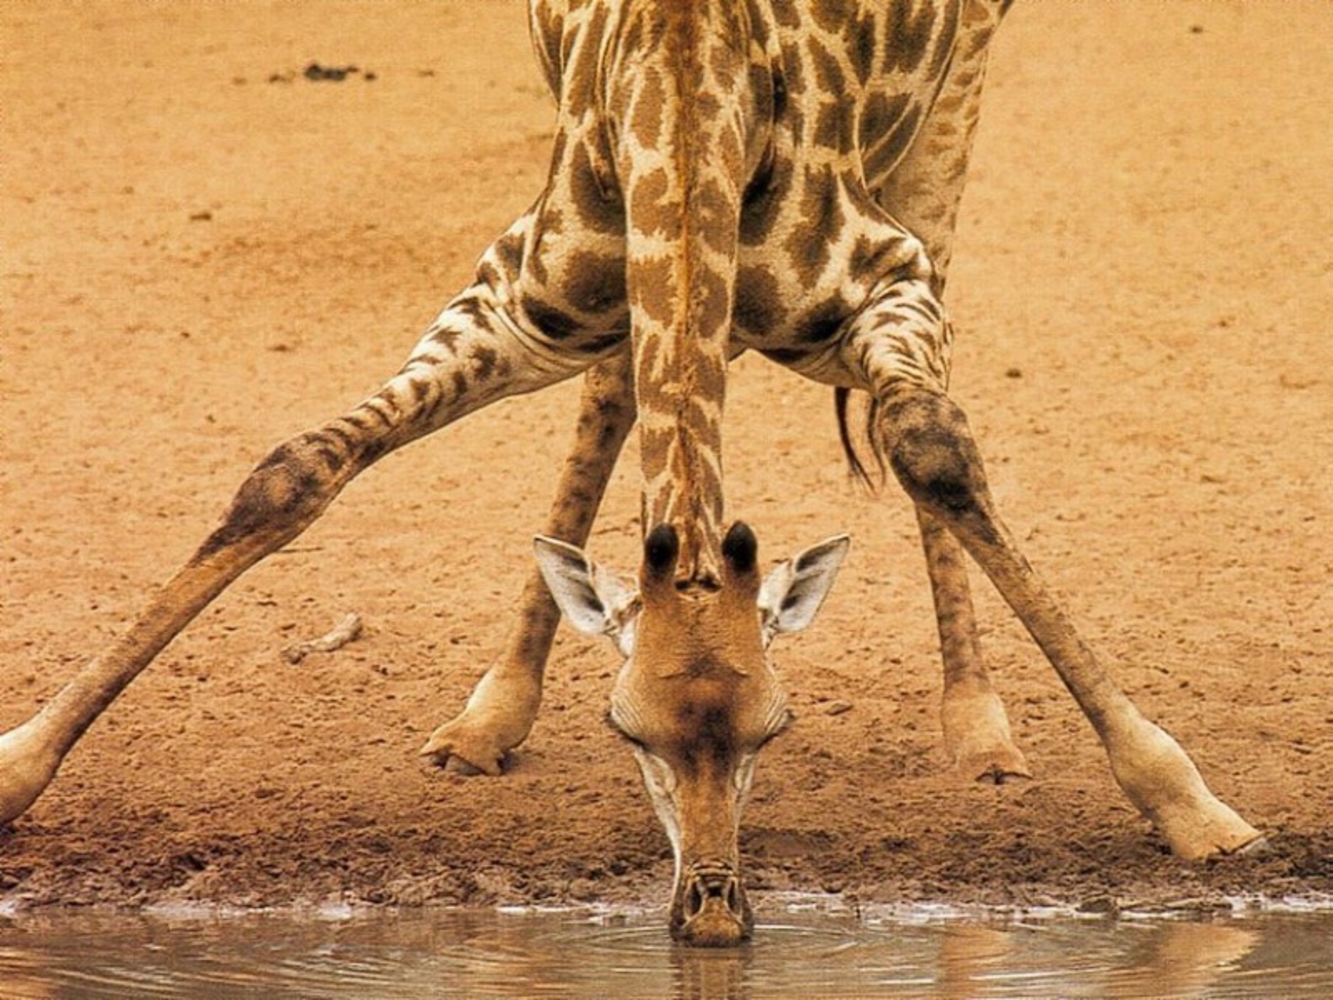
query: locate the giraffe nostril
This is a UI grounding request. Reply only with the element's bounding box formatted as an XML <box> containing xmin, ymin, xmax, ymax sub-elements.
<box><xmin>686</xmin><ymin>880</ymin><xmax>706</xmax><ymax>919</ymax></box>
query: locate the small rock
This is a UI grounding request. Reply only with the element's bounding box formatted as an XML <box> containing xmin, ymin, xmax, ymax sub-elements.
<box><xmin>303</xmin><ymin>62</ymin><xmax>371</xmax><ymax>83</ymax></box>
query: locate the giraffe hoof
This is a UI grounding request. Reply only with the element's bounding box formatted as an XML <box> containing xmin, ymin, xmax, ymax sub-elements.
<box><xmin>1229</xmin><ymin>834</ymin><xmax>1270</xmax><ymax>857</ymax></box>
<box><xmin>942</xmin><ymin>687</ymin><xmax>1031</xmax><ymax>785</ymax></box>
<box><xmin>956</xmin><ymin>746</ymin><xmax>1033</xmax><ymax>785</ymax></box>
<box><xmin>442</xmin><ymin>755</ymin><xmax>493</xmax><ymax>777</ymax></box>
<box><xmin>419</xmin><ymin>726</ymin><xmax>508</xmax><ymax>777</ymax></box>
<box><xmin>973</xmin><ymin>761</ymin><xmax>1033</xmax><ymax>785</ymax></box>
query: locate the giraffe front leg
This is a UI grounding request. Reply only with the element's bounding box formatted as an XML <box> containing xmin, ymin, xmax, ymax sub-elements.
<box><xmin>840</xmin><ymin>278</ymin><xmax>1261</xmax><ymax>859</ymax></box>
<box><xmin>421</xmin><ymin>351</ymin><xmax>636</xmax><ymax>775</ymax></box>
<box><xmin>2</xmin><ymin>423</ymin><xmax>367</xmax><ymax>826</ymax></box>
<box><xmin>916</xmin><ymin>506</ymin><xmax>1031</xmax><ymax>783</ymax></box>
<box><xmin>0</xmin><ymin>285</ymin><xmax>571</xmax><ymax>827</ymax></box>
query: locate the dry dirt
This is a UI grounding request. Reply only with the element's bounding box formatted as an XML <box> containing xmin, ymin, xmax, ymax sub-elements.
<box><xmin>2</xmin><ymin>2</ymin><xmax>1329</xmax><ymax>918</ymax></box>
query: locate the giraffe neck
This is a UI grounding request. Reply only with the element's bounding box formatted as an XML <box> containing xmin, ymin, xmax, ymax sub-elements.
<box><xmin>608</xmin><ymin>1</ymin><xmax>765</xmax><ymax>585</ymax></box>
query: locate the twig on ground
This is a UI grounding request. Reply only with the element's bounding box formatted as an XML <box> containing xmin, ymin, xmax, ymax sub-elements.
<box><xmin>281</xmin><ymin>613</ymin><xmax>364</xmax><ymax>664</ymax></box>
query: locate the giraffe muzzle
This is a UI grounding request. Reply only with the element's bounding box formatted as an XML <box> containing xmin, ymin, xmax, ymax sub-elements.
<box><xmin>671</xmin><ymin>861</ymin><xmax>752</xmax><ymax>948</ymax></box>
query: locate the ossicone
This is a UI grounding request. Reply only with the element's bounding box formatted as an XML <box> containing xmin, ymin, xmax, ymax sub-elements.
<box><xmin>644</xmin><ymin>523</ymin><xmax>680</xmax><ymax>578</ymax></box>
<box><xmin>721</xmin><ymin>521</ymin><xmax>758</xmax><ymax>575</ymax></box>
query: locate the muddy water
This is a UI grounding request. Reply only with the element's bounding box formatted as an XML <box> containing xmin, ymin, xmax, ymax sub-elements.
<box><xmin>2</xmin><ymin>901</ymin><xmax>1331</xmax><ymax>998</ymax></box>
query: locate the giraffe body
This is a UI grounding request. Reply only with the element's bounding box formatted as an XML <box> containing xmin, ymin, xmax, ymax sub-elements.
<box><xmin>486</xmin><ymin>0</ymin><xmax>965</xmax><ymax>388</ymax></box>
<box><xmin>1</xmin><ymin>0</ymin><xmax>1262</xmax><ymax>947</ymax></box>
<box><xmin>453</xmin><ymin>0</ymin><xmax>971</xmax><ymax>580</ymax></box>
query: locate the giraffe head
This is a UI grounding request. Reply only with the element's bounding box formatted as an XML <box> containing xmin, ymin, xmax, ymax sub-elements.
<box><xmin>536</xmin><ymin>521</ymin><xmax>848</xmax><ymax>946</ymax></box>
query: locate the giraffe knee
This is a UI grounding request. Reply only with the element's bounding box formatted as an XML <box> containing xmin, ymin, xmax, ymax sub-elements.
<box><xmin>197</xmin><ymin>432</ymin><xmax>344</xmax><ymax>558</ymax></box>
<box><xmin>882</xmin><ymin>392</ymin><xmax>991</xmax><ymax>520</ymax></box>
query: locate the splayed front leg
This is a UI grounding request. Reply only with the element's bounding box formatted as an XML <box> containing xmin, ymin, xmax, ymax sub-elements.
<box><xmin>0</xmin><ymin>283</ymin><xmax>576</xmax><ymax>826</ymax></box>
<box><xmin>0</xmin><ymin>719</ymin><xmax>62</xmax><ymax>827</ymax></box>
<box><xmin>421</xmin><ymin>353</ymin><xmax>636</xmax><ymax>774</ymax></box>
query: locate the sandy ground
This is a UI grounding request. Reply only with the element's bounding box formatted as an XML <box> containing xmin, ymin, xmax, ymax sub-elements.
<box><xmin>2</xmin><ymin>2</ymin><xmax>1329</xmax><ymax>916</ymax></box>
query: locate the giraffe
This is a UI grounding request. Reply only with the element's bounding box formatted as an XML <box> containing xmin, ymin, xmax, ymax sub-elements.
<box><xmin>0</xmin><ymin>0</ymin><xmax>1263</xmax><ymax>947</ymax></box>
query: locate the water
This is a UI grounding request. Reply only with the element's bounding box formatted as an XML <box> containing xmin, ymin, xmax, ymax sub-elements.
<box><xmin>2</xmin><ymin>900</ymin><xmax>1332</xmax><ymax>999</ymax></box>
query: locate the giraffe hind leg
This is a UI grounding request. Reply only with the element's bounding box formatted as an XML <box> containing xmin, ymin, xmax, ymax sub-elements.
<box><xmin>421</xmin><ymin>350</ymin><xmax>636</xmax><ymax>775</ymax></box>
<box><xmin>0</xmin><ymin>282</ymin><xmax>585</xmax><ymax>827</ymax></box>
<box><xmin>916</xmin><ymin>506</ymin><xmax>1031</xmax><ymax>783</ymax></box>
<box><xmin>840</xmin><ymin>279</ymin><xmax>1261</xmax><ymax>859</ymax></box>
<box><xmin>883</xmin><ymin>387</ymin><xmax>1261</xmax><ymax>857</ymax></box>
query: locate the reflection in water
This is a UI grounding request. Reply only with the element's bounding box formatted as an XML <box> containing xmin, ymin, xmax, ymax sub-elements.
<box><xmin>674</xmin><ymin>946</ymin><xmax>749</xmax><ymax>1000</ymax></box>
<box><xmin>1130</xmin><ymin>920</ymin><xmax>1259</xmax><ymax>998</ymax></box>
<box><xmin>0</xmin><ymin>902</ymin><xmax>1330</xmax><ymax>998</ymax></box>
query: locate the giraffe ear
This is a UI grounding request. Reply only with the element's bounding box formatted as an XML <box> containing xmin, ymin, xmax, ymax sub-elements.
<box><xmin>534</xmin><ymin>536</ymin><xmax>641</xmax><ymax>656</ymax></box>
<box><xmin>757</xmin><ymin>535</ymin><xmax>850</xmax><ymax>645</ymax></box>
